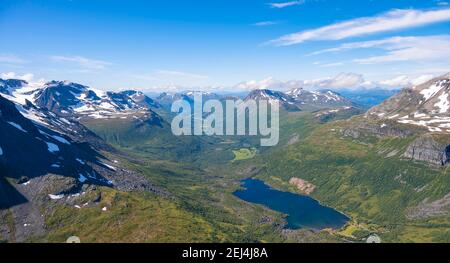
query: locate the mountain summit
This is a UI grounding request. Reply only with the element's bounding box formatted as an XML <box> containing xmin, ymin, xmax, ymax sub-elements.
<box><xmin>367</xmin><ymin>73</ymin><xmax>450</xmax><ymax>132</ymax></box>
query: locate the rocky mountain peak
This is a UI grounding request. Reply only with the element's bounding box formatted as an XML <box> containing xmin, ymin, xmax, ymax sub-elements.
<box><xmin>367</xmin><ymin>73</ymin><xmax>450</xmax><ymax>133</ymax></box>
<box><xmin>0</xmin><ymin>78</ymin><xmax>28</xmax><ymax>96</ymax></box>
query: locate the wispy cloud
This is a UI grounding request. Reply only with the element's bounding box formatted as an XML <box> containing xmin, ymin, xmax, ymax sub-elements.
<box><xmin>233</xmin><ymin>73</ymin><xmax>364</xmax><ymax>91</ymax></box>
<box><xmin>268</xmin><ymin>1</ymin><xmax>304</xmax><ymax>9</ymax></box>
<box><xmin>232</xmin><ymin>72</ymin><xmax>440</xmax><ymax>92</ymax></box>
<box><xmin>252</xmin><ymin>21</ymin><xmax>279</xmax><ymax>26</ymax></box>
<box><xmin>309</xmin><ymin>35</ymin><xmax>450</xmax><ymax>64</ymax></box>
<box><xmin>304</xmin><ymin>73</ymin><xmax>365</xmax><ymax>88</ymax></box>
<box><xmin>319</xmin><ymin>62</ymin><xmax>344</xmax><ymax>68</ymax></box>
<box><xmin>50</xmin><ymin>55</ymin><xmax>112</xmax><ymax>70</ymax></box>
<box><xmin>154</xmin><ymin>70</ymin><xmax>209</xmax><ymax>79</ymax></box>
<box><xmin>0</xmin><ymin>55</ymin><xmax>28</xmax><ymax>64</ymax></box>
<box><xmin>269</xmin><ymin>8</ymin><xmax>450</xmax><ymax>46</ymax></box>
<box><xmin>376</xmin><ymin>75</ymin><xmax>435</xmax><ymax>87</ymax></box>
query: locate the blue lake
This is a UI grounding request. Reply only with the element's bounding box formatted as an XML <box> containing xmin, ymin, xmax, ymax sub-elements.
<box><xmin>234</xmin><ymin>178</ymin><xmax>349</xmax><ymax>230</ymax></box>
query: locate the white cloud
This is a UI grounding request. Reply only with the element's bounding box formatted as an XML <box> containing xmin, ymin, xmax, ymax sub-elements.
<box><xmin>232</xmin><ymin>73</ymin><xmax>418</xmax><ymax>91</ymax></box>
<box><xmin>140</xmin><ymin>72</ymin><xmax>442</xmax><ymax>93</ymax></box>
<box><xmin>309</xmin><ymin>35</ymin><xmax>450</xmax><ymax>64</ymax></box>
<box><xmin>269</xmin><ymin>8</ymin><xmax>450</xmax><ymax>46</ymax></box>
<box><xmin>305</xmin><ymin>73</ymin><xmax>365</xmax><ymax>88</ymax></box>
<box><xmin>0</xmin><ymin>72</ymin><xmax>46</xmax><ymax>86</ymax></box>
<box><xmin>1</xmin><ymin>72</ymin><xmax>34</xmax><ymax>82</ymax></box>
<box><xmin>233</xmin><ymin>73</ymin><xmax>364</xmax><ymax>91</ymax></box>
<box><xmin>354</xmin><ymin>36</ymin><xmax>450</xmax><ymax>64</ymax></box>
<box><xmin>319</xmin><ymin>62</ymin><xmax>344</xmax><ymax>68</ymax></box>
<box><xmin>411</xmin><ymin>75</ymin><xmax>436</xmax><ymax>85</ymax></box>
<box><xmin>253</xmin><ymin>21</ymin><xmax>279</xmax><ymax>26</ymax></box>
<box><xmin>0</xmin><ymin>55</ymin><xmax>28</xmax><ymax>64</ymax></box>
<box><xmin>302</xmin><ymin>73</ymin><xmax>436</xmax><ymax>90</ymax></box>
<box><xmin>377</xmin><ymin>75</ymin><xmax>412</xmax><ymax>87</ymax></box>
<box><xmin>234</xmin><ymin>77</ymin><xmax>303</xmax><ymax>91</ymax></box>
<box><xmin>50</xmin><ymin>55</ymin><xmax>111</xmax><ymax>70</ymax></box>
<box><xmin>268</xmin><ymin>1</ymin><xmax>304</xmax><ymax>9</ymax></box>
<box><xmin>372</xmin><ymin>74</ymin><xmax>435</xmax><ymax>88</ymax></box>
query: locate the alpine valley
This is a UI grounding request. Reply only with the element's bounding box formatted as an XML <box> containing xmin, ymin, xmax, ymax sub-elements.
<box><xmin>0</xmin><ymin>73</ymin><xmax>449</xmax><ymax>243</ymax></box>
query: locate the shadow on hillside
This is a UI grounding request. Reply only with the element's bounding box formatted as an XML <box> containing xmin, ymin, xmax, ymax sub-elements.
<box><xmin>0</xmin><ymin>176</ymin><xmax>27</xmax><ymax>209</ymax></box>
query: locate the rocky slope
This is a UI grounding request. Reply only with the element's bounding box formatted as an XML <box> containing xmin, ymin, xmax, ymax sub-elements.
<box><xmin>403</xmin><ymin>135</ymin><xmax>450</xmax><ymax>165</ymax></box>
<box><xmin>243</xmin><ymin>88</ymin><xmax>354</xmax><ymax>112</ymax></box>
<box><xmin>367</xmin><ymin>73</ymin><xmax>450</xmax><ymax>133</ymax></box>
<box><xmin>0</xmin><ymin>82</ymin><xmax>162</xmax><ymax>241</ymax></box>
<box><xmin>286</xmin><ymin>88</ymin><xmax>354</xmax><ymax>110</ymax></box>
<box><xmin>341</xmin><ymin>73</ymin><xmax>450</xmax><ymax>166</ymax></box>
<box><xmin>244</xmin><ymin>89</ymin><xmax>301</xmax><ymax>111</ymax></box>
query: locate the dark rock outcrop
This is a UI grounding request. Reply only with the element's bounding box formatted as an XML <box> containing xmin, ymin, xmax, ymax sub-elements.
<box><xmin>403</xmin><ymin>135</ymin><xmax>450</xmax><ymax>165</ymax></box>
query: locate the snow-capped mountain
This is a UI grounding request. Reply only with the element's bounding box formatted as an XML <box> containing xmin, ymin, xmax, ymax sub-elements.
<box><xmin>0</xmin><ymin>87</ymin><xmax>158</xmax><ymax>240</ymax></box>
<box><xmin>242</xmin><ymin>88</ymin><xmax>354</xmax><ymax>112</ymax></box>
<box><xmin>245</xmin><ymin>89</ymin><xmax>291</xmax><ymax>101</ymax></box>
<box><xmin>0</xmin><ymin>77</ymin><xmax>163</xmax><ymax>195</ymax></box>
<box><xmin>0</xmin><ymin>93</ymin><xmax>112</xmax><ymax>188</ymax></box>
<box><xmin>286</xmin><ymin>88</ymin><xmax>353</xmax><ymax>108</ymax></box>
<box><xmin>34</xmin><ymin>81</ymin><xmax>161</xmax><ymax>119</ymax></box>
<box><xmin>120</xmin><ymin>90</ymin><xmax>160</xmax><ymax>109</ymax></box>
<box><xmin>155</xmin><ymin>91</ymin><xmax>222</xmax><ymax>110</ymax></box>
<box><xmin>0</xmin><ymin>79</ymin><xmax>161</xmax><ymax>120</ymax></box>
<box><xmin>244</xmin><ymin>89</ymin><xmax>301</xmax><ymax>111</ymax></box>
<box><xmin>0</xmin><ymin>79</ymin><xmax>28</xmax><ymax>96</ymax></box>
<box><xmin>367</xmin><ymin>73</ymin><xmax>450</xmax><ymax>133</ymax></box>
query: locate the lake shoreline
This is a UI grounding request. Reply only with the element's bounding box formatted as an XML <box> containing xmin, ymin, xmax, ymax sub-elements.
<box><xmin>234</xmin><ymin>178</ymin><xmax>350</xmax><ymax>231</ymax></box>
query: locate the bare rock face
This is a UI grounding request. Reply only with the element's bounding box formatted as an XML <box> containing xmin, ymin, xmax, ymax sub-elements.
<box><xmin>343</xmin><ymin>121</ymin><xmax>416</xmax><ymax>139</ymax></box>
<box><xmin>289</xmin><ymin>177</ymin><xmax>316</xmax><ymax>195</ymax></box>
<box><xmin>366</xmin><ymin>73</ymin><xmax>450</xmax><ymax>133</ymax></box>
<box><xmin>407</xmin><ymin>193</ymin><xmax>450</xmax><ymax>220</ymax></box>
<box><xmin>403</xmin><ymin>135</ymin><xmax>450</xmax><ymax>166</ymax></box>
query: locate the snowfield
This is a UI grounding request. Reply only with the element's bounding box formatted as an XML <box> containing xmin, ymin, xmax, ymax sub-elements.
<box><xmin>46</xmin><ymin>142</ymin><xmax>60</xmax><ymax>153</ymax></box>
<box><xmin>7</xmin><ymin>121</ymin><xmax>27</xmax><ymax>133</ymax></box>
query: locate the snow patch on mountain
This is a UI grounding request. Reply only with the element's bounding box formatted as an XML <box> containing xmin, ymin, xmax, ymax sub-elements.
<box><xmin>7</xmin><ymin>121</ymin><xmax>27</xmax><ymax>133</ymax></box>
<box><xmin>368</xmin><ymin>73</ymin><xmax>450</xmax><ymax>133</ymax></box>
<box><xmin>78</xmin><ymin>174</ymin><xmax>87</xmax><ymax>183</ymax></box>
<box><xmin>48</xmin><ymin>194</ymin><xmax>64</xmax><ymax>200</ymax></box>
<box><xmin>46</xmin><ymin>142</ymin><xmax>60</xmax><ymax>153</ymax></box>
<box><xmin>76</xmin><ymin>158</ymin><xmax>85</xmax><ymax>165</ymax></box>
<box><xmin>420</xmin><ymin>83</ymin><xmax>442</xmax><ymax>101</ymax></box>
<box><xmin>435</xmin><ymin>93</ymin><xmax>450</xmax><ymax>114</ymax></box>
<box><xmin>51</xmin><ymin>135</ymin><xmax>70</xmax><ymax>145</ymax></box>
<box><xmin>101</xmin><ymin>162</ymin><xmax>117</xmax><ymax>171</ymax></box>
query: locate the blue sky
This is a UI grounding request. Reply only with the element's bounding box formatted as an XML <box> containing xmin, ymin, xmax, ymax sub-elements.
<box><xmin>1</xmin><ymin>0</ymin><xmax>450</xmax><ymax>92</ymax></box>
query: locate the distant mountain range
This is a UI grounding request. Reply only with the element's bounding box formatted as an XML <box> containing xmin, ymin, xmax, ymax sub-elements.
<box><xmin>337</xmin><ymin>88</ymin><xmax>399</xmax><ymax>108</ymax></box>
<box><xmin>153</xmin><ymin>87</ymin><xmax>357</xmax><ymax>112</ymax></box>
